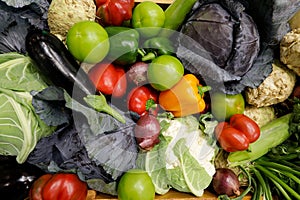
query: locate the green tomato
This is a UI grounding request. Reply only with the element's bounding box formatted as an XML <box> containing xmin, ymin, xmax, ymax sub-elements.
<box><xmin>66</xmin><ymin>21</ymin><xmax>109</xmax><ymax>63</ymax></box>
<box><xmin>132</xmin><ymin>1</ymin><xmax>165</xmax><ymax>38</ymax></box>
<box><xmin>147</xmin><ymin>55</ymin><xmax>184</xmax><ymax>91</ymax></box>
<box><xmin>211</xmin><ymin>92</ymin><xmax>245</xmax><ymax>121</ymax></box>
<box><xmin>117</xmin><ymin>169</ymin><xmax>155</xmax><ymax>200</ymax></box>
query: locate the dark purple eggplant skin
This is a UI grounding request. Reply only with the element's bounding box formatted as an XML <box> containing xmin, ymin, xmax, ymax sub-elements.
<box><xmin>0</xmin><ymin>156</ymin><xmax>45</xmax><ymax>200</ymax></box>
<box><xmin>25</xmin><ymin>29</ymin><xmax>97</xmax><ymax>101</ymax></box>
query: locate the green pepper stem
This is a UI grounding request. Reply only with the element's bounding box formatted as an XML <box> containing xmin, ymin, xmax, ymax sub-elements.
<box><xmin>198</xmin><ymin>85</ymin><xmax>211</xmax><ymax>97</ymax></box>
<box><xmin>141</xmin><ymin>52</ymin><xmax>156</xmax><ymax>61</ymax></box>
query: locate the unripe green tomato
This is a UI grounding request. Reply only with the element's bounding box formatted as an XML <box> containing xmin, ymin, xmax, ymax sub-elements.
<box><xmin>211</xmin><ymin>92</ymin><xmax>245</xmax><ymax>121</ymax></box>
<box><xmin>147</xmin><ymin>55</ymin><xmax>184</xmax><ymax>91</ymax></box>
<box><xmin>66</xmin><ymin>21</ymin><xmax>109</xmax><ymax>63</ymax></box>
<box><xmin>117</xmin><ymin>169</ymin><xmax>155</xmax><ymax>200</ymax></box>
<box><xmin>132</xmin><ymin>1</ymin><xmax>165</xmax><ymax>38</ymax></box>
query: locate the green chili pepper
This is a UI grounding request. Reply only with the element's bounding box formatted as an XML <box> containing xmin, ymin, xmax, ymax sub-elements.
<box><xmin>105</xmin><ymin>26</ymin><xmax>140</xmax><ymax>65</ymax></box>
<box><xmin>143</xmin><ymin>36</ymin><xmax>174</xmax><ymax>56</ymax></box>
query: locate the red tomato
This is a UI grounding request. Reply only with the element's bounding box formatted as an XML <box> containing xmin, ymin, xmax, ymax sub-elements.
<box><xmin>88</xmin><ymin>63</ymin><xmax>127</xmax><ymax>98</ymax></box>
<box><xmin>29</xmin><ymin>173</ymin><xmax>87</xmax><ymax>200</ymax></box>
<box><xmin>215</xmin><ymin>124</ymin><xmax>250</xmax><ymax>152</ymax></box>
<box><xmin>230</xmin><ymin>114</ymin><xmax>260</xmax><ymax>143</ymax></box>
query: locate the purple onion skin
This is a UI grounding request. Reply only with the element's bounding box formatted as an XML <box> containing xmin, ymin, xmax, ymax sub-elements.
<box><xmin>134</xmin><ymin>113</ymin><xmax>160</xmax><ymax>150</ymax></box>
<box><xmin>127</xmin><ymin>62</ymin><xmax>149</xmax><ymax>86</ymax></box>
<box><xmin>212</xmin><ymin>168</ymin><xmax>241</xmax><ymax>196</ymax></box>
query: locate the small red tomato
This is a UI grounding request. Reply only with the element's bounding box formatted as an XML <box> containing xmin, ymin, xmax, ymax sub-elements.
<box><xmin>88</xmin><ymin>63</ymin><xmax>127</xmax><ymax>98</ymax></box>
<box><xmin>217</xmin><ymin>126</ymin><xmax>250</xmax><ymax>152</ymax></box>
<box><xmin>230</xmin><ymin>114</ymin><xmax>260</xmax><ymax>143</ymax></box>
<box><xmin>214</xmin><ymin>122</ymin><xmax>250</xmax><ymax>152</ymax></box>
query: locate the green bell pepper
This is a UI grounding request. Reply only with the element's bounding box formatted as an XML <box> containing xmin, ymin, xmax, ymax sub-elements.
<box><xmin>143</xmin><ymin>37</ymin><xmax>174</xmax><ymax>56</ymax></box>
<box><xmin>105</xmin><ymin>26</ymin><xmax>140</xmax><ymax>65</ymax></box>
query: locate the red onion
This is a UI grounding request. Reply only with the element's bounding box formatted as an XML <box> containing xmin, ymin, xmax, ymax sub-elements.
<box><xmin>127</xmin><ymin>62</ymin><xmax>148</xmax><ymax>86</ymax></box>
<box><xmin>212</xmin><ymin>168</ymin><xmax>241</xmax><ymax>196</ymax></box>
<box><xmin>134</xmin><ymin>113</ymin><xmax>160</xmax><ymax>150</ymax></box>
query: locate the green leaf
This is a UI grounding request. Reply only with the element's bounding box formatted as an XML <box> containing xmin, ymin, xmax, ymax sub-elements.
<box><xmin>0</xmin><ymin>53</ymin><xmax>48</xmax><ymax>91</ymax></box>
<box><xmin>0</xmin><ymin>88</ymin><xmax>55</xmax><ymax>163</ymax></box>
<box><xmin>172</xmin><ymin>138</ymin><xmax>213</xmax><ymax>196</ymax></box>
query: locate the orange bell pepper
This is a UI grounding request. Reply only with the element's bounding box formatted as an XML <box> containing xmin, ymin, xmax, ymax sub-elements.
<box><xmin>158</xmin><ymin>74</ymin><xmax>210</xmax><ymax>117</ymax></box>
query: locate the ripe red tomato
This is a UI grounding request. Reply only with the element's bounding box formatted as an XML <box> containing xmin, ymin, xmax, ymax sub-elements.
<box><xmin>88</xmin><ymin>63</ymin><xmax>127</xmax><ymax>98</ymax></box>
<box><xmin>214</xmin><ymin>123</ymin><xmax>250</xmax><ymax>152</ymax></box>
<box><xmin>230</xmin><ymin>114</ymin><xmax>260</xmax><ymax>143</ymax></box>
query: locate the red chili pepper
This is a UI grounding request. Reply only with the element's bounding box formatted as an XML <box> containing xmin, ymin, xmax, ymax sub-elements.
<box><xmin>230</xmin><ymin>114</ymin><xmax>260</xmax><ymax>143</ymax></box>
<box><xmin>214</xmin><ymin>122</ymin><xmax>250</xmax><ymax>152</ymax></box>
<box><xmin>95</xmin><ymin>0</ymin><xmax>135</xmax><ymax>26</ymax></box>
<box><xmin>29</xmin><ymin>173</ymin><xmax>87</xmax><ymax>200</ymax></box>
<box><xmin>88</xmin><ymin>63</ymin><xmax>127</xmax><ymax>98</ymax></box>
<box><xmin>127</xmin><ymin>85</ymin><xmax>159</xmax><ymax>116</ymax></box>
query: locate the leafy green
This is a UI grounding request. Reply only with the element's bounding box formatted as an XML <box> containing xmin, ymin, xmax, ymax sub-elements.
<box><xmin>0</xmin><ymin>52</ymin><xmax>48</xmax><ymax>91</ymax></box>
<box><xmin>136</xmin><ymin>115</ymin><xmax>217</xmax><ymax>196</ymax></box>
<box><xmin>0</xmin><ymin>52</ymin><xmax>55</xmax><ymax>163</ymax></box>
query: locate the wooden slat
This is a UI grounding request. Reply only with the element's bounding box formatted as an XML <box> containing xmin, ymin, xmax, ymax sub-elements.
<box><xmin>87</xmin><ymin>189</ymin><xmax>253</xmax><ymax>200</ymax></box>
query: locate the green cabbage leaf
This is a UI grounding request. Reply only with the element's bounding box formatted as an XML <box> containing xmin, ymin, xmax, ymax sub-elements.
<box><xmin>0</xmin><ymin>52</ymin><xmax>55</xmax><ymax>163</ymax></box>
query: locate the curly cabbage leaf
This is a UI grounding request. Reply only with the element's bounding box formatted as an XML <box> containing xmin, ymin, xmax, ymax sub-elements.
<box><xmin>0</xmin><ymin>0</ymin><xmax>49</xmax><ymax>53</ymax></box>
<box><xmin>245</xmin><ymin>0</ymin><xmax>300</xmax><ymax>45</ymax></box>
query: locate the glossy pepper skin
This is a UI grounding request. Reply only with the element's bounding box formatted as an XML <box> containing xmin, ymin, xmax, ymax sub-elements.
<box><xmin>214</xmin><ymin>122</ymin><xmax>250</xmax><ymax>152</ymax></box>
<box><xmin>29</xmin><ymin>173</ymin><xmax>87</xmax><ymax>200</ymax></box>
<box><xmin>95</xmin><ymin>0</ymin><xmax>135</xmax><ymax>26</ymax></box>
<box><xmin>143</xmin><ymin>36</ymin><xmax>174</xmax><ymax>56</ymax></box>
<box><xmin>88</xmin><ymin>63</ymin><xmax>127</xmax><ymax>98</ymax></box>
<box><xmin>105</xmin><ymin>26</ymin><xmax>140</xmax><ymax>65</ymax></box>
<box><xmin>127</xmin><ymin>85</ymin><xmax>159</xmax><ymax>117</ymax></box>
<box><xmin>158</xmin><ymin>74</ymin><xmax>210</xmax><ymax>117</ymax></box>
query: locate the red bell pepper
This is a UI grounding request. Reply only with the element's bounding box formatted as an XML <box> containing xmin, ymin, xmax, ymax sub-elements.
<box><xmin>127</xmin><ymin>85</ymin><xmax>159</xmax><ymax>116</ymax></box>
<box><xmin>214</xmin><ymin>114</ymin><xmax>260</xmax><ymax>152</ymax></box>
<box><xmin>95</xmin><ymin>0</ymin><xmax>135</xmax><ymax>26</ymax></box>
<box><xmin>88</xmin><ymin>63</ymin><xmax>127</xmax><ymax>98</ymax></box>
<box><xmin>29</xmin><ymin>173</ymin><xmax>87</xmax><ymax>200</ymax></box>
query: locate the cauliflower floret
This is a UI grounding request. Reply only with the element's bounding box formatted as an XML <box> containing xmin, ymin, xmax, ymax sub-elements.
<box><xmin>47</xmin><ymin>0</ymin><xmax>96</xmax><ymax>41</ymax></box>
<box><xmin>280</xmin><ymin>28</ymin><xmax>300</xmax><ymax>76</ymax></box>
<box><xmin>245</xmin><ymin>60</ymin><xmax>296</xmax><ymax>107</ymax></box>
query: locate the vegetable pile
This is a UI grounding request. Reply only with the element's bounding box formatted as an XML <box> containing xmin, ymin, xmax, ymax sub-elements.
<box><xmin>0</xmin><ymin>0</ymin><xmax>300</xmax><ymax>199</ymax></box>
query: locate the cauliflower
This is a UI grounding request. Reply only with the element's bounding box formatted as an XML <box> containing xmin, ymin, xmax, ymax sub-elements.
<box><xmin>243</xmin><ymin>105</ymin><xmax>276</xmax><ymax>127</ymax></box>
<box><xmin>245</xmin><ymin>60</ymin><xmax>296</xmax><ymax>107</ymax></box>
<box><xmin>47</xmin><ymin>0</ymin><xmax>96</xmax><ymax>41</ymax></box>
<box><xmin>280</xmin><ymin>28</ymin><xmax>300</xmax><ymax>76</ymax></box>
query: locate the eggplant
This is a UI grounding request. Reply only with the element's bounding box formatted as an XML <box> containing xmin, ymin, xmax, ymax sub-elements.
<box><xmin>25</xmin><ymin>29</ymin><xmax>97</xmax><ymax>101</ymax></box>
<box><xmin>0</xmin><ymin>156</ymin><xmax>44</xmax><ymax>200</ymax></box>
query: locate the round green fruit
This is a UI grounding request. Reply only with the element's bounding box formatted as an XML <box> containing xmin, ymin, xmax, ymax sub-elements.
<box><xmin>117</xmin><ymin>169</ymin><xmax>155</xmax><ymax>200</ymax></box>
<box><xmin>66</xmin><ymin>21</ymin><xmax>109</xmax><ymax>63</ymax></box>
<box><xmin>147</xmin><ymin>55</ymin><xmax>184</xmax><ymax>91</ymax></box>
<box><xmin>211</xmin><ymin>92</ymin><xmax>245</xmax><ymax>121</ymax></box>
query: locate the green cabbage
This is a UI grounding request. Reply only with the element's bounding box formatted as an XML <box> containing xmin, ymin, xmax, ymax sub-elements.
<box><xmin>0</xmin><ymin>52</ymin><xmax>55</xmax><ymax>163</ymax></box>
